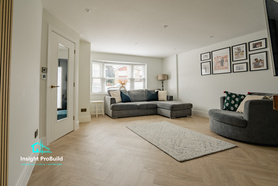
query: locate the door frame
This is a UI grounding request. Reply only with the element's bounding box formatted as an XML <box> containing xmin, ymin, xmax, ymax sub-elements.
<box><xmin>46</xmin><ymin>25</ymin><xmax>79</xmax><ymax>145</ymax></box>
<box><xmin>0</xmin><ymin>0</ymin><xmax>13</xmax><ymax>185</ymax></box>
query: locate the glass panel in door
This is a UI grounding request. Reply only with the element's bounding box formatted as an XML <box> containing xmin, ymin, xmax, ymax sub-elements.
<box><xmin>57</xmin><ymin>43</ymin><xmax>69</xmax><ymax>121</ymax></box>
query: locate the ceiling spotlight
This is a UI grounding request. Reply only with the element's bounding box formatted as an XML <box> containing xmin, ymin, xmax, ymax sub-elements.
<box><xmin>85</xmin><ymin>8</ymin><xmax>91</xmax><ymax>13</ymax></box>
<box><xmin>163</xmin><ymin>25</ymin><xmax>169</xmax><ymax>28</ymax></box>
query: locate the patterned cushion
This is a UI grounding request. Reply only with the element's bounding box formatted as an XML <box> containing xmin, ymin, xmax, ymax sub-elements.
<box><xmin>223</xmin><ymin>91</ymin><xmax>246</xmax><ymax>111</ymax></box>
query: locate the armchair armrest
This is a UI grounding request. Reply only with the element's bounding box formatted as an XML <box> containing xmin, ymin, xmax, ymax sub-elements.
<box><xmin>243</xmin><ymin>99</ymin><xmax>278</xmax><ymax>141</ymax></box>
<box><xmin>243</xmin><ymin>99</ymin><xmax>278</xmax><ymax>122</ymax></box>
<box><xmin>220</xmin><ymin>96</ymin><xmax>225</xmax><ymax>110</ymax></box>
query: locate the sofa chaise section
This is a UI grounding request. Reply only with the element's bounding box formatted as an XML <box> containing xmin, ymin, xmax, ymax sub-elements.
<box><xmin>157</xmin><ymin>101</ymin><xmax>192</xmax><ymax>119</ymax></box>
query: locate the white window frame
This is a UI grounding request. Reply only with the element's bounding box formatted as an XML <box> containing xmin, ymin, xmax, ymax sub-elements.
<box><xmin>91</xmin><ymin>60</ymin><xmax>146</xmax><ymax>94</ymax></box>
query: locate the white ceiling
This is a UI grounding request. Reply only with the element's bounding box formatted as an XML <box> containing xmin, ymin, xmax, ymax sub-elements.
<box><xmin>41</xmin><ymin>0</ymin><xmax>267</xmax><ymax>58</ymax></box>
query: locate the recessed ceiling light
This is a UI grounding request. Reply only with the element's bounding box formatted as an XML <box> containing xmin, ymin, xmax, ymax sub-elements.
<box><xmin>85</xmin><ymin>8</ymin><xmax>91</xmax><ymax>13</ymax></box>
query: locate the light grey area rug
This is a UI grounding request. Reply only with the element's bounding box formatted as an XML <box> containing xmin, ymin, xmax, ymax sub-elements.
<box><xmin>126</xmin><ymin>121</ymin><xmax>236</xmax><ymax>162</ymax></box>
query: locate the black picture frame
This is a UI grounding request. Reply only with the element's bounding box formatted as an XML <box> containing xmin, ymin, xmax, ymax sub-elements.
<box><xmin>233</xmin><ymin>62</ymin><xmax>248</xmax><ymax>73</ymax></box>
<box><xmin>248</xmin><ymin>38</ymin><xmax>267</xmax><ymax>51</ymax></box>
<box><xmin>211</xmin><ymin>47</ymin><xmax>231</xmax><ymax>74</ymax></box>
<box><xmin>232</xmin><ymin>43</ymin><xmax>247</xmax><ymax>61</ymax></box>
<box><xmin>249</xmin><ymin>51</ymin><xmax>268</xmax><ymax>71</ymax></box>
<box><xmin>200</xmin><ymin>61</ymin><xmax>211</xmax><ymax>76</ymax></box>
<box><xmin>200</xmin><ymin>52</ymin><xmax>210</xmax><ymax>61</ymax></box>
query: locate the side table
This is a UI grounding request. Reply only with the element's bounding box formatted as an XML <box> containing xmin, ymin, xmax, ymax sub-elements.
<box><xmin>90</xmin><ymin>100</ymin><xmax>104</xmax><ymax>118</ymax></box>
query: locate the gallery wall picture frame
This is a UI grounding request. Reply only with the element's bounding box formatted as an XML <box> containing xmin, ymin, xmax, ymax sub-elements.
<box><xmin>211</xmin><ymin>47</ymin><xmax>231</xmax><ymax>74</ymax></box>
<box><xmin>249</xmin><ymin>51</ymin><xmax>268</xmax><ymax>71</ymax></box>
<box><xmin>200</xmin><ymin>61</ymin><xmax>211</xmax><ymax>76</ymax></box>
<box><xmin>200</xmin><ymin>52</ymin><xmax>211</xmax><ymax>61</ymax></box>
<box><xmin>248</xmin><ymin>38</ymin><xmax>267</xmax><ymax>51</ymax></box>
<box><xmin>232</xmin><ymin>43</ymin><xmax>247</xmax><ymax>61</ymax></box>
<box><xmin>233</xmin><ymin>62</ymin><xmax>248</xmax><ymax>73</ymax></box>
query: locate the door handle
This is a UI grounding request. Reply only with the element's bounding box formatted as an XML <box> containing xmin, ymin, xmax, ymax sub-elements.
<box><xmin>51</xmin><ymin>85</ymin><xmax>60</xmax><ymax>88</ymax></box>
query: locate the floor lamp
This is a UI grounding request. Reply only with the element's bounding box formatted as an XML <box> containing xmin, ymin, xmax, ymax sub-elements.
<box><xmin>157</xmin><ymin>74</ymin><xmax>168</xmax><ymax>91</ymax></box>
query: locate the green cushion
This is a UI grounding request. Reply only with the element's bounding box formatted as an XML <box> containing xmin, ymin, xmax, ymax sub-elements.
<box><xmin>146</xmin><ymin>90</ymin><xmax>158</xmax><ymax>101</ymax></box>
<box><xmin>120</xmin><ymin>91</ymin><xmax>131</xmax><ymax>102</ymax></box>
<box><xmin>223</xmin><ymin>91</ymin><xmax>246</xmax><ymax>111</ymax></box>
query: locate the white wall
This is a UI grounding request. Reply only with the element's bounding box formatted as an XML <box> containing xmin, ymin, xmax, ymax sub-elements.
<box><xmin>164</xmin><ymin>30</ymin><xmax>278</xmax><ymax>118</ymax></box>
<box><xmin>9</xmin><ymin>0</ymin><xmax>42</xmax><ymax>185</ymax></box>
<box><xmin>79</xmin><ymin>40</ymin><xmax>91</xmax><ymax>122</ymax></box>
<box><xmin>40</xmin><ymin>10</ymin><xmax>80</xmax><ymax>139</ymax></box>
<box><xmin>162</xmin><ymin>55</ymin><xmax>178</xmax><ymax>99</ymax></box>
<box><xmin>90</xmin><ymin>52</ymin><xmax>163</xmax><ymax>101</ymax></box>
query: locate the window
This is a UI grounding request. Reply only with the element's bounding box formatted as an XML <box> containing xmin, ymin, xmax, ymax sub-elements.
<box><xmin>91</xmin><ymin>61</ymin><xmax>146</xmax><ymax>93</ymax></box>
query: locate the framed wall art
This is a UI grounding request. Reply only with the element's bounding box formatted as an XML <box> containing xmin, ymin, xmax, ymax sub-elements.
<box><xmin>211</xmin><ymin>47</ymin><xmax>231</xmax><ymax>74</ymax></box>
<box><xmin>249</xmin><ymin>51</ymin><xmax>268</xmax><ymax>71</ymax></box>
<box><xmin>232</xmin><ymin>43</ymin><xmax>247</xmax><ymax>61</ymax></box>
<box><xmin>200</xmin><ymin>61</ymin><xmax>211</xmax><ymax>76</ymax></box>
<box><xmin>248</xmin><ymin>38</ymin><xmax>267</xmax><ymax>51</ymax></box>
<box><xmin>233</xmin><ymin>62</ymin><xmax>248</xmax><ymax>73</ymax></box>
<box><xmin>200</xmin><ymin>52</ymin><xmax>210</xmax><ymax>61</ymax></box>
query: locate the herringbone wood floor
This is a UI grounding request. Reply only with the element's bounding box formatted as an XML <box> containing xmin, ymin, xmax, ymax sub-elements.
<box><xmin>28</xmin><ymin>115</ymin><xmax>278</xmax><ymax>186</ymax></box>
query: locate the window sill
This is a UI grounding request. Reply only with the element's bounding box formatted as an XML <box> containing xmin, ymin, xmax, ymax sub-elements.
<box><xmin>91</xmin><ymin>92</ymin><xmax>108</xmax><ymax>95</ymax></box>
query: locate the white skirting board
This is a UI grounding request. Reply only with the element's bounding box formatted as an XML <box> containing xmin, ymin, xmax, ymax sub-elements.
<box><xmin>16</xmin><ymin>140</ymin><xmax>39</xmax><ymax>186</ymax></box>
<box><xmin>40</xmin><ymin>137</ymin><xmax>47</xmax><ymax>145</ymax></box>
<box><xmin>75</xmin><ymin>120</ymin><xmax>80</xmax><ymax>130</ymax></box>
<box><xmin>192</xmin><ymin>110</ymin><xmax>209</xmax><ymax>118</ymax></box>
<box><xmin>78</xmin><ymin>115</ymin><xmax>91</xmax><ymax>123</ymax></box>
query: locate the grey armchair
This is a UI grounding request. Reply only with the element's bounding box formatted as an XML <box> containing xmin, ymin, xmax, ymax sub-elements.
<box><xmin>209</xmin><ymin>96</ymin><xmax>278</xmax><ymax>146</ymax></box>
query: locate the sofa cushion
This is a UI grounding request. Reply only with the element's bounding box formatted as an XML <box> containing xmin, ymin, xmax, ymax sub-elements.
<box><xmin>156</xmin><ymin>101</ymin><xmax>193</xmax><ymax>111</ymax></box>
<box><xmin>120</xmin><ymin>91</ymin><xmax>131</xmax><ymax>102</ymax></box>
<box><xmin>223</xmin><ymin>91</ymin><xmax>246</xmax><ymax>111</ymax></box>
<box><xmin>136</xmin><ymin>102</ymin><xmax>157</xmax><ymax>109</ymax></box>
<box><xmin>209</xmin><ymin>109</ymin><xmax>247</xmax><ymax>127</ymax></box>
<box><xmin>128</xmin><ymin>89</ymin><xmax>147</xmax><ymax>102</ymax></box>
<box><xmin>236</xmin><ymin>95</ymin><xmax>264</xmax><ymax>113</ymax></box>
<box><xmin>158</xmin><ymin>91</ymin><xmax>167</xmax><ymax>101</ymax></box>
<box><xmin>110</xmin><ymin>103</ymin><xmax>138</xmax><ymax>111</ymax></box>
<box><xmin>110</xmin><ymin>90</ymin><xmax>122</xmax><ymax>103</ymax></box>
<box><xmin>146</xmin><ymin>90</ymin><xmax>158</xmax><ymax>101</ymax></box>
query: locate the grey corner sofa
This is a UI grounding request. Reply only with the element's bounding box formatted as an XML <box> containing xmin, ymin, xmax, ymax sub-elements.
<box><xmin>104</xmin><ymin>89</ymin><xmax>192</xmax><ymax>119</ymax></box>
<box><xmin>209</xmin><ymin>94</ymin><xmax>278</xmax><ymax>146</ymax></box>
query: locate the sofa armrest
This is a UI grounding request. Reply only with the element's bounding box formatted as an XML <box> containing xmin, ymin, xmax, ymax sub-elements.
<box><xmin>167</xmin><ymin>95</ymin><xmax>173</xmax><ymax>101</ymax></box>
<box><xmin>104</xmin><ymin>96</ymin><xmax>116</xmax><ymax>106</ymax></box>
<box><xmin>104</xmin><ymin>96</ymin><xmax>116</xmax><ymax>117</ymax></box>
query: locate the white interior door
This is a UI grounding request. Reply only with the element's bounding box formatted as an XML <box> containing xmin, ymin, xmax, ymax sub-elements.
<box><xmin>47</xmin><ymin>30</ymin><xmax>74</xmax><ymax>144</ymax></box>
